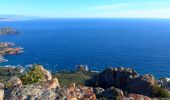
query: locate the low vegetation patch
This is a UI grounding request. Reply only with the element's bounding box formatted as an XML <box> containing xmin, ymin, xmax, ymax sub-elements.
<box><xmin>151</xmin><ymin>85</ymin><xmax>169</xmax><ymax>98</ymax></box>
<box><xmin>20</xmin><ymin>64</ymin><xmax>45</xmax><ymax>85</ymax></box>
<box><xmin>53</xmin><ymin>71</ymin><xmax>95</xmax><ymax>86</ymax></box>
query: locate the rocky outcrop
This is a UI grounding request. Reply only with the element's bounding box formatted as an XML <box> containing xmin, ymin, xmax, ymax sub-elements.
<box><xmin>127</xmin><ymin>74</ymin><xmax>156</xmax><ymax>96</ymax></box>
<box><xmin>5</xmin><ymin>78</ymin><xmax>59</xmax><ymax>100</ymax></box>
<box><xmin>5</xmin><ymin>82</ymin><xmax>96</xmax><ymax>100</ymax></box>
<box><xmin>2</xmin><ymin>66</ymin><xmax>168</xmax><ymax>100</ymax></box>
<box><xmin>5</xmin><ymin>76</ymin><xmax>22</xmax><ymax>89</ymax></box>
<box><xmin>158</xmin><ymin>77</ymin><xmax>170</xmax><ymax>91</ymax></box>
<box><xmin>94</xmin><ymin>87</ymin><xmax>124</xmax><ymax>100</ymax></box>
<box><xmin>0</xmin><ymin>83</ymin><xmax>4</xmax><ymax>100</ymax></box>
<box><xmin>41</xmin><ymin>78</ymin><xmax>59</xmax><ymax>90</ymax></box>
<box><xmin>76</xmin><ymin>65</ymin><xmax>89</xmax><ymax>72</ymax></box>
<box><xmin>39</xmin><ymin>65</ymin><xmax>52</xmax><ymax>81</ymax></box>
<box><xmin>123</xmin><ymin>94</ymin><xmax>157</xmax><ymax>100</ymax></box>
<box><xmin>87</xmin><ymin>67</ymin><xmax>160</xmax><ymax>98</ymax></box>
<box><xmin>87</xmin><ymin>67</ymin><xmax>138</xmax><ymax>89</ymax></box>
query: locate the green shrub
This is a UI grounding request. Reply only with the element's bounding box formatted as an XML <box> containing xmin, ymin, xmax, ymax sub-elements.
<box><xmin>20</xmin><ymin>64</ymin><xmax>45</xmax><ymax>85</ymax></box>
<box><xmin>151</xmin><ymin>85</ymin><xmax>169</xmax><ymax>98</ymax></box>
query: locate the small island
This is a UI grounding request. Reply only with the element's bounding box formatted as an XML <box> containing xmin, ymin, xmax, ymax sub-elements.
<box><xmin>0</xmin><ymin>42</ymin><xmax>23</xmax><ymax>62</ymax></box>
<box><xmin>0</xmin><ymin>27</ymin><xmax>18</xmax><ymax>35</ymax></box>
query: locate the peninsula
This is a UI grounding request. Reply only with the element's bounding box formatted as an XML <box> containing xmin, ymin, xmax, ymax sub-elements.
<box><xmin>0</xmin><ymin>42</ymin><xmax>23</xmax><ymax>62</ymax></box>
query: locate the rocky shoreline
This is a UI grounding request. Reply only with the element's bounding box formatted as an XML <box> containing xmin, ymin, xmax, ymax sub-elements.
<box><xmin>0</xmin><ymin>42</ymin><xmax>23</xmax><ymax>63</ymax></box>
<box><xmin>0</xmin><ymin>65</ymin><xmax>169</xmax><ymax>100</ymax></box>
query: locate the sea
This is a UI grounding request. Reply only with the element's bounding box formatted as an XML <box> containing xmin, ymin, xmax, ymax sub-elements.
<box><xmin>1</xmin><ymin>18</ymin><xmax>170</xmax><ymax>78</ymax></box>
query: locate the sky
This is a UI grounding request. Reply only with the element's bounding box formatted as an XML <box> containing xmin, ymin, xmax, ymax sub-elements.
<box><xmin>0</xmin><ymin>0</ymin><xmax>170</xmax><ymax>18</ymax></box>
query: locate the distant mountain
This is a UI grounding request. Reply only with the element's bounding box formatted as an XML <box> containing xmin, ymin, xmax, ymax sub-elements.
<box><xmin>0</xmin><ymin>15</ymin><xmax>41</xmax><ymax>21</ymax></box>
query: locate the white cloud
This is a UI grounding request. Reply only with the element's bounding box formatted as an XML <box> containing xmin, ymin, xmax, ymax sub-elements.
<box><xmin>91</xmin><ymin>2</ymin><xmax>170</xmax><ymax>10</ymax></box>
<box><xmin>91</xmin><ymin>4</ymin><xmax>129</xmax><ymax>10</ymax></box>
<box><xmin>88</xmin><ymin>2</ymin><xmax>170</xmax><ymax>18</ymax></box>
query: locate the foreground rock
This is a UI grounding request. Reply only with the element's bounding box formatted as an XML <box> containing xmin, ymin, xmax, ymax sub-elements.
<box><xmin>0</xmin><ymin>83</ymin><xmax>4</xmax><ymax>100</ymax></box>
<box><xmin>1</xmin><ymin>65</ymin><xmax>169</xmax><ymax>99</ymax></box>
<box><xmin>93</xmin><ymin>87</ymin><xmax>124</xmax><ymax>100</ymax></box>
<box><xmin>5</xmin><ymin>80</ymin><xmax>96</xmax><ymax>100</ymax></box>
<box><xmin>5</xmin><ymin>78</ymin><xmax>59</xmax><ymax>100</ymax></box>
<box><xmin>123</xmin><ymin>94</ymin><xmax>157</xmax><ymax>100</ymax></box>
<box><xmin>127</xmin><ymin>74</ymin><xmax>156</xmax><ymax>96</ymax></box>
<box><xmin>87</xmin><ymin>67</ymin><xmax>139</xmax><ymax>89</ymax></box>
<box><xmin>39</xmin><ymin>65</ymin><xmax>52</xmax><ymax>81</ymax></box>
<box><xmin>87</xmin><ymin>67</ymin><xmax>169</xmax><ymax>98</ymax></box>
<box><xmin>5</xmin><ymin>76</ymin><xmax>22</xmax><ymax>89</ymax></box>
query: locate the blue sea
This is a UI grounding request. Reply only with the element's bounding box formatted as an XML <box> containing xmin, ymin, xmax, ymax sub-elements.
<box><xmin>1</xmin><ymin>19</ymin><xmax>170</xmax><ymax>78</ymax></box>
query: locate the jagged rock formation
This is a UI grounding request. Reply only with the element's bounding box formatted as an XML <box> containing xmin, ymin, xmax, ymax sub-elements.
<box><xmin>87</xmin><ymin>67</ymin><xmax>139</xmax><ymax>89</ymax></box>
<box><xmin>127</xmin><ymin>74</ymin><xmax>156</xmax><ymax>96</ymax></box>
<box><xmin>0</xmin><ymin>66</ymin><xmax>169</xmax><ymax>100</ymax></box>
<box><xmin>4</xmin><ymin>66</ymin><xmax>96</xmax><ymax>100</ymax></box>
<box><xmin>0</xmin><ymin>83</ymin><xmax>4</xmax><ymax>100</ymax></box>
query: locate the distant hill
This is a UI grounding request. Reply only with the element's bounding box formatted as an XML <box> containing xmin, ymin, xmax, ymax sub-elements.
<box><xmin>0</xmin><ymin>15</ymin><xmax>41</xmax><ymax>21</ymax></box>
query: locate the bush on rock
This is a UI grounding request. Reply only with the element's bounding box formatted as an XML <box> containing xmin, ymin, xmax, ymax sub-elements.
<box><xmin>20</xmin><ymin>64</ymin><xmax>45</xmax><ymax>85</ymax></box>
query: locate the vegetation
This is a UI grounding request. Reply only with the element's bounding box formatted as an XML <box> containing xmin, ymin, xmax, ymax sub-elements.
<box><xmin>0</xmin><ymin>67</ymin><xmax>21</xmax><ymax>82</ymax></box>
<box><xmin>20</xmin><ymin>64</ymin><xmax>45</xmax><ymax>85</ymax></box>
<box><xmin>151</xmin><ymin>85</ymin><xmax>169</xmax><ymax>98</ymax></box>
<box><xmin>53</xmin><ymin>71</ymin><xmax>94</xmax><ymax>86</ymax></box>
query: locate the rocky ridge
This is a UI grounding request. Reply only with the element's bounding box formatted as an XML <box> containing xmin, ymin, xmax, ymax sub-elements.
<box><xmin>0</xmin><ymin>65</ymin><xmax>169</xmax><ymax>100</ymax></box>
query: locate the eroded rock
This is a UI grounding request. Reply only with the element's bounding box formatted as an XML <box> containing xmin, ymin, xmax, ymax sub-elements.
<box><xmin>39</xmin><ymin>65</ymin><xmax>52</xmax><ymax>81</ymax></box>
<box><xmin>0</xmin><ymin>83</ymin><xmax>4</xmax><ymax>100</ymax></box>
<box><xmin>87</xmin><ymin>67</ymin><xmax>138</xmax><ymax>89</ymax></box>
<box><xmin>122</xmin><ymin>94</ymin><xmax>157</xmax><ymax>100</ymax></box>
<box><xmin>127</xmin><ymin>74</ymin><xmax>156</xmax><ymax>96</ymax></box>
<box><xmin>5</xmin><ymin>76</ymin><xmax>22</xmax><ymax>89</ymax></box>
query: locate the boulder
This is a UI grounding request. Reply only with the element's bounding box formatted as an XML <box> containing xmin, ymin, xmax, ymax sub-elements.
<box><xmin>122</xmin><ymin>94</ymin><xmax>158</xmax><ymax>100</ymax></box>
<box><xmin>76</xmin><ymin>65</ymin><xmax>89</xmax><ymax>72</ymax></box>
<box><xmin>93</xmin><ymin>87</ymin><xmax>105</xmax><ymax>96</ymax></box>
<box><xmin>5</xmin><ymin>76</ymin><xmax>22</xmax><ymax>88</ymax></box>
<box><xmin>41</xmin><ymin>78</ymin><xmax>59</xmax><ymax>90</ymax></box>
<box><xmin>88</xmin><ymin>67</ymin><xmax>138</xmax><ymax>89</ymax></box>
<box><xmin>0</xmin><ymin>83</ymin><xmax>4</xmax><ymax>100</ymax></box>
<box><xmin>127</xmin><ymin>74</ymin><xmax>156</xmax><ymax>96</ymax></box>
<box><xmin>94</xmin><ymin>87</ymin><xmax>124</xmax><ymax>100</ymax></box>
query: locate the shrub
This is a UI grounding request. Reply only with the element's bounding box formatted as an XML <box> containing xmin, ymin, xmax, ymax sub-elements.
<box><xmin>151</xmin><ymin>85</ymin><xmax>169</xmax><ymax>98</ymax></box>
<box><xmin>20</xmin><ymin>64</ymin><xmax>45</xmax><ymax>85</ymax></box>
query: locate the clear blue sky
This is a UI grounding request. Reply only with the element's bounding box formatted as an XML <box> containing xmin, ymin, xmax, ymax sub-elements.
<box><xmin>1</xmin><ymin>0</ymin><xmax>170</xmax><ymax>18</ymax></box>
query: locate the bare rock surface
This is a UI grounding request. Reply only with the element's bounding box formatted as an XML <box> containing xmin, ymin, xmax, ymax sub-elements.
<box><xmin>122</xmin><ymin>94</ymin><xmax>158</xmax><ymax>100</ymax></box>
<box><xmin>39</xmin><ymin>65</ymin><xmax>52</xmax><ymax>81</ymax></box>
<box><xmin>127</xmin><ymin>74</ymin><xmax>156</xmax><ymax>96</ymax></box>
<box><xmin>0</xmin><ymin>83</ymin><xmax>4</xmax><ymax>100</ymax></box>
<box><xmin>87</xmin><ymin>67</ymin><xmax>139</xmax><ymax>89</ymax></box>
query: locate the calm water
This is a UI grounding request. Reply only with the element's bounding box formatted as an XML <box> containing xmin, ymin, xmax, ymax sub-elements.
<box><xmin>1</xmin><ymin>19</ymin><xmax>170</xmax><ymax>78</ymax></box>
